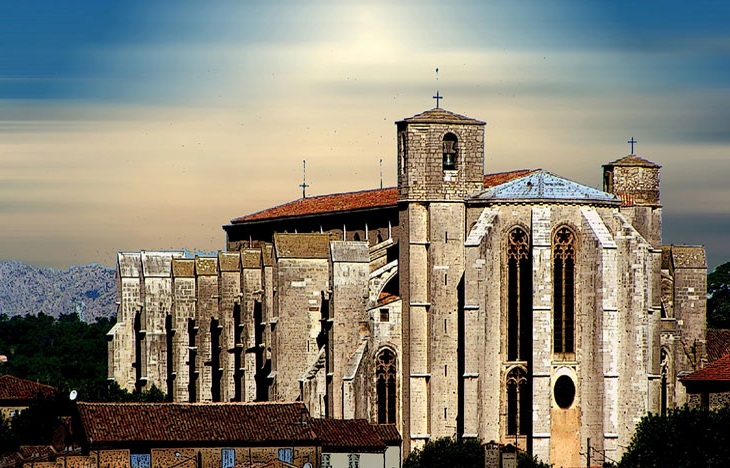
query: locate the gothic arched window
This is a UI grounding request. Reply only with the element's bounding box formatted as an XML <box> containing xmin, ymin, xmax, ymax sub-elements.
<box><xmin>442</xmin><ymin>133</ymin><xmax>458</xmax><ymax>171</ymax></box>
<box><xmin>376</xmin><ymin>348</ymin><xmax>397</xmax><ymax>424</ymax></box>
<box><xmin>553</xmin><ymin>227</ymin><xmax>576</xmax><ymax>357</ymax></box>
<box><xmin>506</xmin><ymin>367</ymin><xmax>529</xmax><ymax>436</ymax></box>
<box><xmin>507</xmin><ymin>227</ymin><xmax>532</xmax><ymax>362</ymax></box>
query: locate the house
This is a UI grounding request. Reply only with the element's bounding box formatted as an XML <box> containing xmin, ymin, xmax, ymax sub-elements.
<box><xmin>680</xmin><ymin>352</ymin><xmax>730</xmax><ymax>410</ymax></box>
<box><xmin>36</xmin><ymin>402</ymin><xmax>402</xmax><ymax>468</ymax></box>
<box><xmin>0</xmin><ymin>375</ymin><xmax>56</xmax><ymax>420</ymax></box>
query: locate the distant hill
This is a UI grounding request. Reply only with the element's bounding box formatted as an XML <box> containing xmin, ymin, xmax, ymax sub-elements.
<box><xmin>0</xmin><ymin>260</ymin><xmax>116</xmax><ymax>322</ymax></box>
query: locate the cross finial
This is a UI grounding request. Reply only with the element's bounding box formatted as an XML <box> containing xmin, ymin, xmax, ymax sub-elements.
<box><xmin>299</xmin><ymin>160</ymin><xmax>309</xmax><ymax>198</ymax></box>
<box><xmin>433</xmin><ymin>91</ymin><xmax>443</xmax><ymax>108</ymax></box>
<box><xmin>628</xmin><ymin>137</ymin><xmax>637</xmax><ymax>154</ymax></box>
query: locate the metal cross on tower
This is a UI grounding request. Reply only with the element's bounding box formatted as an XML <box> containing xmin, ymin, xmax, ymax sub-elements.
<box><xmin>628</xmin><ymin>137</ymin><xmax>637</xmax><ymax>154</ymax></box>
<box><xmin>433</xmin><ymin>91</ymin><xmax>443</xmax><ymax>108</ymax></box>
<box><xmin>299</xmin><ymin>160</ymin><xmax>310</xmax><ymax>198</ymax></box>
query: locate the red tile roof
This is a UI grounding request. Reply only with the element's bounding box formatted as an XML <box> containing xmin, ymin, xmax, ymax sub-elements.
<box><xmin>309</xmin><ymin>418</ymin><xmax>387</xmax><ymax>452</ymax></box>
<box><xmin>231</xmin><ymin>169</ymin><xmax>536</xmax><ymax>224</ymax></box>
<box><xmin>483</xmin><ymin>169</ymin><xmax>537</xmax><ymax>188</ymax></box>
<box><xmin>377</xmin><ymin>292</ymin><xmax>400</xmax><ymax>307</ymax></box>
<box><xmin>369</xmin><ymin>424</ymin><xmax>402</xmax><ymax>445</ymax></box>
<box><xmin>231</xmin><ymin>188</ymin><xmax>398</xmax><ymax>224</ymax></box>
<box><xmin>680</xmin><ymin>353</ymin><xmax>730</xmax><ymax>383</ymax></box>
<box><xmin>706</xmin><ymin>329</ymin><xmax>730</xmax><ymax>362</ymax></box>
<box><xmin>0</xmin><ymin>375</ymin><xmax>56</xmax><ymax>401</ymax></box>
<box><xmin>18</xmin><ymin>445</ymin><xmax>57</xmax><ymax>461</ymax></box>
<box><xmin>77</xmin><ymin>402</ymin><xmax>316</xmax><ymax>445</ymax></box>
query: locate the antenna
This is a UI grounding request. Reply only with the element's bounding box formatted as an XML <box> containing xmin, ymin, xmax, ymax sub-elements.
<box><xmin>379</xmin><ymin>159</ymin><xmax>383</xmax><ymax>189</ymax></box>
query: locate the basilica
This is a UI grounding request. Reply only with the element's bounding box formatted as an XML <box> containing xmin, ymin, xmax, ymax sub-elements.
<box><xmin>109</xmin><ymin>106</ymin><xmax>706</xmax><ymax>466</ymax></box>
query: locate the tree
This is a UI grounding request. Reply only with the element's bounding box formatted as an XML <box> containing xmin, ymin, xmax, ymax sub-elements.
<box><xmin>0</xmin><ymin>412</ymin><xmax>15</xmax><ymax>454</ymax></box>
<box><xmin>404</xmin><ymin>437</ymin><xmax>484</xmax><ymax>468</ymax></box>
<box><xmin>619</xmin><ymin>406</ymin><xmax>730</xmax><ymax>468</ymax></box>
<box><xmin>708</xmin><ymin>261</ymin><xmax>730</xmax><ymax>328</ymax></box>
<box><xmin>403</xmin><ymin>437</ymin><xmax>549</xmax><ymax>468</ymax></box>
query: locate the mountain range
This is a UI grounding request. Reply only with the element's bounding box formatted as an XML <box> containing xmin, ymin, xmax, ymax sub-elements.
<box><xmin>0</xmin><ymin>260</ymin><xmax>116</xmax><ymax>322</ymax></box>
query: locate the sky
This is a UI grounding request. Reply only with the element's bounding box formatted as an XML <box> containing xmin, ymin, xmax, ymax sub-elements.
<box><xmin>1</xmin><ymin>0</ymin><xmax>729</xmax><ymax>270</ymax></box>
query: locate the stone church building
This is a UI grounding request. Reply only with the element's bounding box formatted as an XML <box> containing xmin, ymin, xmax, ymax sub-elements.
<box><xmin>109</xmin><ymin>106</ymin><xmax>707</xmax><ymax>466</ymax></box>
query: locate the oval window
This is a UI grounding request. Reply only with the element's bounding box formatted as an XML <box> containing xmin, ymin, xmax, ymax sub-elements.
<box><xmin>554</xmin><ymin>375</ymin><xmax>575</xmax><ymax>409</ymax></box>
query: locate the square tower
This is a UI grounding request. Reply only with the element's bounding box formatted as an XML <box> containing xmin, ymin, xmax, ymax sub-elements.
<box><xmin>397</xmin><ymin>108</ymin><xmax>486</xmax><ymax>201</ymax></box>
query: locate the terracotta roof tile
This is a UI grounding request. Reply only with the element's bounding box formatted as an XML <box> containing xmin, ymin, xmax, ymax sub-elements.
<box><xmin>482</xmin><ymin>169</ymin><xmax>537</xmax><ymax>188</ymax></box>
<box><xmin>707</xmin><ymin>329</ymin><xmax>730</xmax><ymax>362</ymax></box>
<box><xmin>369</xmin><ymin>424</ymin><xmax>402</xmax><ymax>445</ymax></box>
<box><xmin>231</xmin><ymin>188</ymin><xmax>398</xmax><ymax>224</ymax></box>
<box><xmin>76</xmin><ymin>402</ymin><xmax>316</xmax><ymax>445</ymax></box>
<box><xmin>0</xmin><ymin>375</ymin><xmax>56</xmax><ymax>401</ymax></box>
<box><xmin>309</xmin><ymin>419</ymin><xmax>386</xmax><ymax>452</ymax></box>
<box><xmin>231</xmin><ymin>169</ymin><xmax>536</xmax><ymax>224</ymax></box>
<box><xmin>377</xmin><ymin>292</ymin><xmax>400</xmax><ymax>307</ymax></box>
<box><xmin>18</xmin><ymin>446</ymin><xmax>56</xmax><ymax>461</ymax></box>
<box><xmin>680</xmin><ymin>353</ymin><xmax>730</xmax><ymax>382</ymax></box>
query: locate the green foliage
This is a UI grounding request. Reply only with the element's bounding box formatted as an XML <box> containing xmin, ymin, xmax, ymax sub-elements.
<box><xmin>0</xmin><ymin>312</ymin><xmax>168</xmax><ymax>452</ymax></box>
<box><xmin>404</xmin><ymin>437</ymin><xmax>484</xmax><ymax>468</ymax></box>
<box><xmin>619</xmin><ymin>406</ymin><xmax>730</xmax><ymax>468</ymax></box>
<box><xmin>403</xmin><ymin>438</ymin><xmax>551</xmax><ymax>468</ymax></box>
<box><xmin>10</xmin><ymin>392</ymin><xmax>69</xmax><ymax>447</ymax></box>
<box><xmin>517</xmin><ymin>451</ymin><xmax>551</xmax><ymax>468</ymax></box>
<box><xmin>0</xmin><ymin>312</ymin><xmax>168</xmax><ymax>403</ymax></box>
<box><xmin>0</xmin><ymin>412</ymin><xmax>16</xmax><ymax>454</ymax></box>
<box><xmin>708</xmin><ymin>261</ymin><xmax>730</xmax><ymax>328</ymax></box>
<box><xmin>0</xmin><ymin>312</ymin><xmax>113</xmax><ymax>392</ymax></box>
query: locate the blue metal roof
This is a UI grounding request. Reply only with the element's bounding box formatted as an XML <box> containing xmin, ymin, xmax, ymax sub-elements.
<box><xmin>469</xmin><ymin>170</ymin><xmax>619</xmax><ymax>205</ymax></box>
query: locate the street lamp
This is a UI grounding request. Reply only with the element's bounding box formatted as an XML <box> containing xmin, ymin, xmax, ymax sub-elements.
<box><xmin>171</xmin><ymin>451</ymin><xmax>201</xmax><ymax>468</ymax></box>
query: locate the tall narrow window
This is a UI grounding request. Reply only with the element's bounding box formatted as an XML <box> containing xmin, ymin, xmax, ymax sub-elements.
<box><xmin>553</xmin><ymin>227</ymin><xmax>576</xmax><ymax>356</ymax></box>
<box><xmin>507</xmin><ymin>227</ymin><xmax>532</xmax><ymax>362</ymax></box>
<box><xmin>376</xmin><ymin>348</ymin><xmax>397</xmax><ymax>423</ymax></box>
<box><xmin>660</xmin><ymin>349</ymin><xmax>670</xmax><ymax>416</ymax></box>
<box><xmin>187</xmin><ymin>318</ymin><xmax>198</xmax><ymax>402</ymax></box>
<box><xmin>165</xmin><ymin>315</ymin><xmax>175</xmax><ymax>400</ymax></box>
<box><xmin>506</xmin><ymin>367</ymin><xmax>529</xmax><ymax>436</ymax></box>
<box><xmin>210</xmin><ymin>318</ymin><xmax>222</xmax><ymax>402</ymax></box>
<box><xmin>442</xmin><ymin>133</ymin><xmax>458</xmax><ymax>171</ymax></box>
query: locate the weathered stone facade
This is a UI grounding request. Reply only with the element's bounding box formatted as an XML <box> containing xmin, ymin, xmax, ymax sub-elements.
<box><xmin>109</xmin><ymin>107</ymin><xmax>706</xmax><ymax>466</ymax></box>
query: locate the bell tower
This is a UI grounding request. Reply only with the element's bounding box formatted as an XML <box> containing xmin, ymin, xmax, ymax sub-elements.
<box><xmin>397</xmin><ymin>108</ymin><xmax>485</xmax><ymax>201</ymax></box>
<box><xmin>397</xmin><ymin>106</ymin><xmax>486</xmax><ymax>452</ymax></box>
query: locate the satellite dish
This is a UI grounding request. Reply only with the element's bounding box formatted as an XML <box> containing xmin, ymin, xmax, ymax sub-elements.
<box><xmin>69</xmin><ymin>390</ymin><xmax>78</xmax><ymax>401</ymax></box>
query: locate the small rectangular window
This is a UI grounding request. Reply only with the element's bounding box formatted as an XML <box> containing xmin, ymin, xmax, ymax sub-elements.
<box><xmin>322</xmin><ymin>453</ymin><xmax>331</xmax><ymax>468</ymax></box>
<box><xmin>380</xmin><ymin>308</ymin><xmax>389</xmax><ymax>322</ymax></box>
<box><xmin>278</xmin><ymin>448</ymin><xmax>293</xmax><ymax>464</ymax></box>
<box><xmin>130</xmin><ymin>454</ymin><xmax>151</xmax><ymax>468</ymax></box>
<box><xmin>348</xmin><ymin>453</ymin><xmax>360</xmax><ymax>468</ymax></box>
<box><xmin>222</xmin><ymin>449</ymin><xmax>235</xmax><ymax>468</ymax></box>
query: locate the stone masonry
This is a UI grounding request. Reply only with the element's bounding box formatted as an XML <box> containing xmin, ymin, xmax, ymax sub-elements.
<box><xmin>109</xmin><ymin>106</ymin><xmax>706</xmax><ymax>466</ymax></box>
